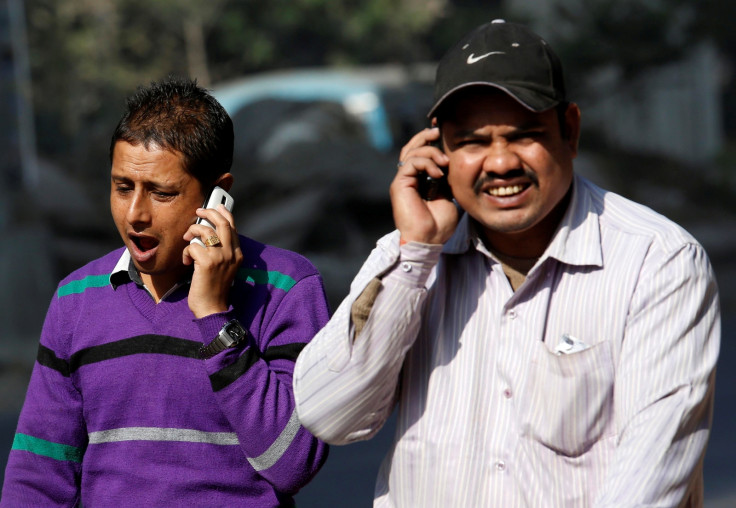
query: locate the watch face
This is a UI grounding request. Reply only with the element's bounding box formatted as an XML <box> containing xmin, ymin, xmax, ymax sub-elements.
<box><xmin>225</xmin><ymin>321</ymin><xmax>246</xmax><ymax>343</ymax></box>
<box><xmin>201</xmin><ymin>320</ymin><xmax>247</xmax><ymax>359</ymax></box>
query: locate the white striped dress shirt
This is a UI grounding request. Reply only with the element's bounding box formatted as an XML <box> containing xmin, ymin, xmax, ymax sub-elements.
<box><xmin>294</xmin><ymin>174</ymin><xmax>720</xmax><ymax>507</ymax></box>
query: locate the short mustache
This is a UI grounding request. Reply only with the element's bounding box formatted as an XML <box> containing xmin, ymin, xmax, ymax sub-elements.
<box><xmin>473</xmin><ymin>169</ymin><xmax>538</xmax><ymax>194</ymax></box>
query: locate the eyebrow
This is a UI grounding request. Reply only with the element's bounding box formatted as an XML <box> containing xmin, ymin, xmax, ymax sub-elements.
<box><xmin>110</xmin><ymin>175</ymin><xmax>179</xmax><ymax>192</ymax></box>
<box><xmin>454</xmin><ymin>117</ymin><xmax>548</xmax><ymax>136</ymax></box>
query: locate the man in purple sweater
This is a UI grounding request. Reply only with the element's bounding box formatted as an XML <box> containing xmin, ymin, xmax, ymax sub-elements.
<box><xmin>1</xmin><ymin>77</ymin><xmax>330</xmax><ymax>506</ymax></box>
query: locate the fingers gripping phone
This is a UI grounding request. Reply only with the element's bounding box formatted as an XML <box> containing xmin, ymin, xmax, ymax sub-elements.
<box><xmin>190</xmin><ymin>186</ymin><xmax>235</xmax><ymax>247</ymax></box>
<box><xmin>417</xmin><ymin>135</ymin><xmax>452</xmax><ymax>201</ymax></box>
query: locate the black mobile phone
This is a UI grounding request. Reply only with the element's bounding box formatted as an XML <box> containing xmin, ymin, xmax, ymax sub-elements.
<box><xmin>417</xmin><ymin>137</ymin><xmax>451</xmax><ymax>201</ymax></box>
<box><xmin>190</xmin><ymin>186</ymin><xmax>235</xmax><ymax>247</ymax></box>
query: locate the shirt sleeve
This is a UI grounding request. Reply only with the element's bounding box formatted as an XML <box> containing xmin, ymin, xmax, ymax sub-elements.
<box><xmin>1</xmin><ymin>293</ymin><xmax>85</xmax><ymax>507</ymax></box>
<box><xmin>294</xmin><ymin>233</ymin><xmax>442</xmax><ymax>445</ymax></box>
<box><xmin>197</xmin><ymin>271</ymin><xmax>331</xmax><ymax>495</ymax></box>
<box><xmin>593</xmin><ymin>242</ymin><xmax>720</xmax><ymax>507</ymax></box>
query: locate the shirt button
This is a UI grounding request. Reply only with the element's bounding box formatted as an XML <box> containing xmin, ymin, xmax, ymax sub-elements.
<box><xmin>507</xmin><ymin>309</ymin><xmax>517</xmax><ymax>319</ymax></box>
<box><xmin>503</xmin><ymin>388</ymin><xmax>512</xmax><ymax>399</ymax></box>
<box><xmin>495</xmin><ymin>461</ymin><xmax>506</xmax><ymax>472</ymax></box>
<box><xmin>401</xmin><ymin>262</ymin><xmax>412</xmax><ymax>272</ymax></box>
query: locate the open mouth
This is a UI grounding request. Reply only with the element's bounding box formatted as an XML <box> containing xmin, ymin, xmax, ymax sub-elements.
<box><xmin>131</xmin><ymin>235</ymin><xmax>159</xmax><ymax>253</ymax></box>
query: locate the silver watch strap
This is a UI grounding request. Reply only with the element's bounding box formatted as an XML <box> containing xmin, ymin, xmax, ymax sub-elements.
<box><xmin>198</xmin><ymin>319</ymin><xmax>246</xmax><ymax>359</ymax></box>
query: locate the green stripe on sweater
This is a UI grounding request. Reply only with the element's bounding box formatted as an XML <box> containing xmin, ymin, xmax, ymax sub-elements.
<box><xmin>57</xmin><ymin>268</ymin><xmax>295</xmax><ymax>297</ymax></box>
<box><xmin>57</xmin><ymin>274</ymin><xmax>110</xmax><ymax>297</ymax></box>
<box><xmin>12</xmin><ymin>433</ymin><xmax>84</xmax><ymax>463</ymax></box>
<box><xmin>237</xmin><ymin>268</ymin><xmax>296</xmax><ymax>292</ymax></box>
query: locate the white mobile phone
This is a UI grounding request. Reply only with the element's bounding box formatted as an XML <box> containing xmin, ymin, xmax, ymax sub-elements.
<box><xmin>190</xmin><ymin>186</ymin><xmax>235</xmax><ymax>247</ymax></box>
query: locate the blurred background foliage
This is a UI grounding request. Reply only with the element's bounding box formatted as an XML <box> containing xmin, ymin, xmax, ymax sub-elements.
<box><xmin>27</xmin><ymin>0</ymin><xmax>452</xmax><ymax>163</ymax></box>
<box><xmin>550</xmin><ymin>0</ymin><xmax>736</xmax><ymax>125</ymax></box>
<box><xmin>21</xmin><ymin>0</ymin><xmax>736</xmax><ymax>162</ymax></box>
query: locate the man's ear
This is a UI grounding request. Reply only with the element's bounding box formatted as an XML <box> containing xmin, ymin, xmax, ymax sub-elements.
<box><xmin>565</xmin><ymin>103</ymin><xmax>582</xmax><ymax>156</ymax></box>
<box><xmin>213</xmin><ymin>172</ymin><xmax>234</xmax><ymax>192</ymax></box>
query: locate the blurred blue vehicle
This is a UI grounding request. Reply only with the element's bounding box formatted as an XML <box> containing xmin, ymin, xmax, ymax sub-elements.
<box><xmin>213</xmin><ymin>68</ymin><xmax>402</xmax><ymax>152</ymax></box>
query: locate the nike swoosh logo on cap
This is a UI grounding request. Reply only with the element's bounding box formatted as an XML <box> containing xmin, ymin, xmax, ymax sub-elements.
<box><xmin>466</xmin><ymin>51</ymin><xmax>505</xmax><ymax>64</ymax></box>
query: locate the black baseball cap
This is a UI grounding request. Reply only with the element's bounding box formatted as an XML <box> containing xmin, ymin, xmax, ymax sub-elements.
<box><xmin>428</xmin><ymin>19</ymin><xmax>566</xmax><ymax>118</ymax></box>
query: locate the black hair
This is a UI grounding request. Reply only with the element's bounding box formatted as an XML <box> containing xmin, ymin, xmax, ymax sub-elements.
<box><xmin>109</xmin><ymin>76</ymin><xmax>234</xmax><ymax>188</ymax></box>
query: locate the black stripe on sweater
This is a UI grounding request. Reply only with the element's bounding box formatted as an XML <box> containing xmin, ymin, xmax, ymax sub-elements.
<box><xmin>40</xmin><ymin>337</ymin><xmax>307</xmax><ymax>386</ymax></box>
<box><xmin>37</xmin><ymin>344</ymin><xmax>71</xmax><ymax>377</ymax></box>
<box><xmin>263</xmin><ymin>343</ymin><xmax>306</xmax><ymax>363</ymax></box>
<box><xmin>208</xmin><ymin>343</ymin><xmax>307</xmax><ymax>392</ymax></box>
<box><xmin>209</xmin><ymin>347</ymin><xmax>260</xmax><ymax>392</ymax></box>
<box><xmin>69</xmin><ymin>335</ymin><xmax>201</xmax><ymax>373</ymax></box>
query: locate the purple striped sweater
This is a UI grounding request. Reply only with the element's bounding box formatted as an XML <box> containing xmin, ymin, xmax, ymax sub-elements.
<box><xmin>1</xmin><ymin>235</ymin><xmax>330</xmax><ymax>507</ymax></box>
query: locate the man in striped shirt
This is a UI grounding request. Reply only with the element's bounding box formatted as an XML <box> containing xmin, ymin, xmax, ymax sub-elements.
<box><xmin>1</xmin><ymin>77</ymin><xmax>330</xmax><ymax>506</ymax></box>
<box><xmin>294</xmin><ymin>20</ymin><xmax>720</xmax><ymax>507</ymax></box>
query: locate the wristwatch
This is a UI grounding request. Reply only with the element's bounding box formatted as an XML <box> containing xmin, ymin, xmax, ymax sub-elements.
<box><xmin>199</xmin><ymin>319</ymin><xmax>248</xmax><ymax>359</ymax></box>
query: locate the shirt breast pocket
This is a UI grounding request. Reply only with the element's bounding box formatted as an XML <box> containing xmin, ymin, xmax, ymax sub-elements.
<box><xmin>520</xmin><ymin>340</ymin><xmax>615</xmax><ymax>457</ymax></box>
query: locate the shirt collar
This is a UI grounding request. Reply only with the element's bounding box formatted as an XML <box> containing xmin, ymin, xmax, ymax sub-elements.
<box><xmin>109</xmin><ymin>249</ymin><xmax>135</xmax><ymax>289</ymax></box>
<box><xmin>543</xmin><ymin>173</ymin><xmax>603</xmax><ymax>268</ymax></box>
<box><xmin>441</xmin><ymin>173</ymin><xmax>603</xmax><ymax>269</ymax></box>
<box><xmin>109</xmin><ymin>249</ymin><xmax>192</xmax><ymax>300</ymax></box>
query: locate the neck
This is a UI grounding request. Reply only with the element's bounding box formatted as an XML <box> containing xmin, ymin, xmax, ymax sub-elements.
<box><xmin>139</xmin><ymin>269</ymin><xmax>187</xmax><ymax>303</ymax></box>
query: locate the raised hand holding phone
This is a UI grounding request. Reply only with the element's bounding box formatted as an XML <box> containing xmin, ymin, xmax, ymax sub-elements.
<box><xmin>391</xmin><ymin>126</ymin><xmax>459</xmax><ymax>246</ymax></box>
<box><xmin>185</xmin><ymin>185</ymin><xmax>242</xmax><ymax>318</ymax></box>
<box><xmin>191</xmin><ymin>186</ymin><xmax>235</xmax><ymax>247</ymax></box>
